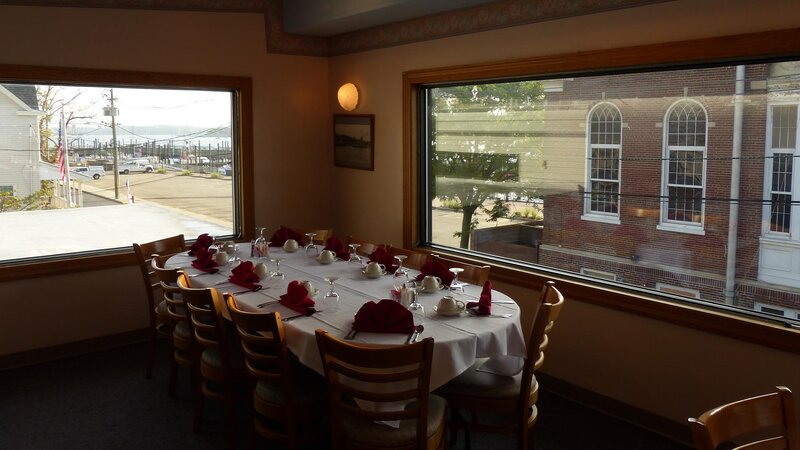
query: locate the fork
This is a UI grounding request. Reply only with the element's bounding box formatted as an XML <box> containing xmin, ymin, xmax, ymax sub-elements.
<box><xmin>229</xmin><ymin>286</ymin><xmax>263</xmax><ymax>295</ymax></box>
<box><xmin>344</xmin><ymin>326</ymin><xmax>358</xmax><ymax>340</ymax></box>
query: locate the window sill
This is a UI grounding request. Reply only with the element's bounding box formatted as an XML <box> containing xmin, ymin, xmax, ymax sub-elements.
<box><xmin>580</xmin><ymin>214</ymin><xmax>621</xmax><ymax>225</ymax></box>
<box><xmin>0</xmin><ymin>252</ymin><xmax>136</xmax><ymax>283</ymax></box>
<box><xmin>656</xmin><ymin>223</ymin><xmax>706</xmax><ymax>236</ymax></box>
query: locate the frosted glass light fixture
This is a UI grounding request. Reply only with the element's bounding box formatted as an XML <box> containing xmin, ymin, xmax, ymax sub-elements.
<box><xmin>337</xmin><ymin>82</ymin><xmax>359</xmax><ymax>111</ymax></box>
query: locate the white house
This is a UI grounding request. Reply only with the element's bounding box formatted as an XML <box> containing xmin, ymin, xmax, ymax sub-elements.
<box><xmin>0</xmin><ymin>84</ymin><xmax>43</xmax><ymax>198</ymax></box>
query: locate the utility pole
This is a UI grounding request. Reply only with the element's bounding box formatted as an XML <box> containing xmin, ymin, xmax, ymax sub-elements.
<box><xmin>104</xmin><ymin>89</ymin><xmax>120</xmax><ymax>199</ymax></box>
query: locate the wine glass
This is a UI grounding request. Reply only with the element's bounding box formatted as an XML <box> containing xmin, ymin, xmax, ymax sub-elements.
<box><xmin>224</xmin><ymin>240</ymin><xmax>240</xmax><ymax>263</ymax></box>
<box><xmin>392</xmin><ymin>255</ymin><xmax>409</xmax><ymax>291</ymax></box>
<box><xmin>406</xmin><ymin>280</ymin><xmax>424</xmax><ymax>318</ymax></box>
<box><xmin>253</xmin><ymin>227</ymin><xmax>269</xmax><ymax>260</ymax></box>
<box><xmin>304</xmin><ymin>233</ymin><xmax>319</xmax><ymax>255</ymax></box>
<box><xmin>322</xmin><ymin>276</ymin><xmax>340</xmax><ymax>313</ymax></box>
<box><xmin>448</xmin><ymin>267</ymin><xmax>465</xmax><ymax>293</ymax></box>
<box><xmin>270</xmin><ymin>257</ymin><xmax>285</xmax><ymax>279</ymax></box>
<box><xmin>348</xmin><ymin>243</ymin><xmax>362</xmax><ymax>265</ymax></box>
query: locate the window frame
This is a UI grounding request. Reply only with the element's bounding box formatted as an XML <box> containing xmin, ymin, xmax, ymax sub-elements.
<box><xmin>0</xmin><ymin>64</ymin><xmax>253</xmax><ymax>281</ymax></box>
<box><xmin>583</xmin><ymin>101</ymin><xmax>623</xmax><ymax>223</ymax></box>
<box><xmin>763</xmin><ymin>102</ymin><xmax>800</xmax><ymax>238</ymax></box>
<box><xmin>403</xmin><ymin>27</ymin><xmax>800</xmax><ymax>354</ymax></box>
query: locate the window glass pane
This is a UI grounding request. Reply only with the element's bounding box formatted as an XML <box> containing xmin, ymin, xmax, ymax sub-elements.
<box><xmin>422</xmin><ymin>61</ymin><xmax>800</xmax><ymax>323</ymax></box>
<box><xmin>0</xmin><ymin>83</ymin><xmax>236</xmax><ymax>262</ymax></box>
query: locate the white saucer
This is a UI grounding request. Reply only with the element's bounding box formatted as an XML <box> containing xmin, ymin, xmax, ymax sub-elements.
<box><xmin>433</xmin><ymin>305</ymin><xmax>465</xmax><ymax>316</ymax></box>
<box><xmin>362</xmin><ymin>269</ymin><xmax>386</xmax><ymax>279</ymax></box>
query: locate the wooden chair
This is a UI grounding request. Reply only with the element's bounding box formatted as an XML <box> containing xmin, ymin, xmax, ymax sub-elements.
<box><xmin>132</xmin><ymin>234</ymin><xmax>186</xmax><ymax>379</ymax></box>
<box><xmin>289</xmin><ymin>226</ymin><xmax>333</xmax><ymax>246</ymax></box>
<box><xmin>388</xmin><ymin>246</ymin><xmax>428</xmax><ymax>270</ymax></box>
<box><xmin>226</xmin><ymin>295</ymin><xmax>328</xmax><ymax>449</ymax></box>
<box><xmin>436</xmin><ymin>281</ymin><xmax>565</xmax><ymax>450</ymax></box>
<box><xmin>432</xmin><ymin>254</ymin><xmax>491</xmax><ymax>286</ymax></box>
<box><xmin>347</xmin><ymin>236</ymin><xmax>380</xmax><ymax>256</ymax></box>
<box><xmin>688</xmin><ymin>386</ymin><xmax>799</xmax><ymax>450</ymax></box>
<box><xmin>315</xmin><ymin>329</ymin><xmax>447</xmax><ymax>450</ymax></box>
<box><xmin>177</xmin><ymin>276</ymin><xmax>248</xmax><ymax>449</ymax></box>
<box><xmin>151</xmin><ymin>256</ymin><xmax>195</xmax><ymax>397</ymax></box>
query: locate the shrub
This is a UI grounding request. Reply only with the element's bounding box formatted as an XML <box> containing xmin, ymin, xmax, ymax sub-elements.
<box><xmin>209</xmin><ymin>172</ymin><xmax>222</xmax><ymax>179</ymax></box>
<box><xmin>180</xmin><ymin>170</ymin><xmax>192</xmax><ymax>176</ymax></box>
<box><xmin>440</xmin><ymin>198</ymin><xmax>461</xmax><ymax>210</ymax></box>
<box><xmin>512</xmin><ymin>207</ymin><xmax>543</xmax><ymax>221</ymax></box>
<box><xmin>156</xmin><ymin>167</ymin><xmax>167</xmax><ymax>174</ymax></box>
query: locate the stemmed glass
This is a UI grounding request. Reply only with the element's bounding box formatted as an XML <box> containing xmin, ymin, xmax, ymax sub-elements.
<box><xmin>253</xmin><ymin>227</ymin><xmax>269</xmax><ymax>260</ymax></box>
<box><xmin>392</xmin><ymin>255</ymin><xmax>409</xmax><ymax>291</ymax></box>
<box><xmin>304</xmin><ymin>233</ymin><xmax>319</xmax><ymax>255</ymax></box>
<box><xmin>270</xmin><ymin>257</ymin><xmax>285</xmax><ymax>279</ymax></box>
<box><xmin>348</xmin><ymin>243</ymin><xmax>362</xmax><ymax>265</ymax></box>
<box><xmin>448</xmin><ymin>267</ymin><xmax>465</xmax><ymax>293</ymax></box>
<box><xmin>405</xmin><ymin>280</ymin><xmax>424</xmax><ymax>318</ymax></box>
<box><xmin>322</xmin><ymin>276</ymin><xmax>340</xmax><ymax>313</ymax></box>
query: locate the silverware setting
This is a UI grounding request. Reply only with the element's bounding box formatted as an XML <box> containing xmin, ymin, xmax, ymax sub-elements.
<box><xmin>344</xmin><ymin>326</ymin><xmax>358</xmax><ymax>340</ymax></box>
<box><xmin>256</xmin><ymin>300</ymin><xmax>278</xmax><ymax>308</ymax></box>
<box><xmin>405</xmin><ymin>324</ymin><xmax>424</xmax><ymax>344</ymax></box>
<box><xmin>282</xmin><ymin>314</ymin><xmax>306</xmax><ymax>322</ymax></box>
<box><xmin>229</xmin><ymin>286</ymin><xmax>263</xmax><ymax>295</ymax></box>
<box><xmin>466</xmin><ymin>309</ymin><xmax>512</xmax><ymax>318</ymax></box>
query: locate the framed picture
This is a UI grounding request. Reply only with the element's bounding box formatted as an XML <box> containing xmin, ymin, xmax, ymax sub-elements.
<box><xmin>333</xmin><ymin>114</ymin><xmax>374</xmax><ymax>171</ymax></box>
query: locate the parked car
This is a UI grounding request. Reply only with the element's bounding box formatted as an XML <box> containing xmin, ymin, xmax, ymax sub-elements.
<box><xmin>118</xmin><ymin>161</ymin><xmax>154</xmax><ymax>174</ymax></box>
<box><xmin>72</xmin><ymin>166</ymin><xmax>106</xmax><ymax>180</ymax></box>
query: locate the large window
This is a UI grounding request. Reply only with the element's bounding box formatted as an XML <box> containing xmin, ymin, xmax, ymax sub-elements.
<box><xmin>418</xmin><ymin>58</ymin><xmax>800</xmax><ymax>326</ymax></box>
<box><xmin>0</xmin><ymin>67</ymin><xmax>251</xmax><ymax>270</ymax></box>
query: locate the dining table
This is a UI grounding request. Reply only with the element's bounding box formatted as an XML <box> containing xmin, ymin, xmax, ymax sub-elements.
<box><xmin>166</xmin><ymin>245</ymin><xmax>527</xmax><ymax>390</ymax></box>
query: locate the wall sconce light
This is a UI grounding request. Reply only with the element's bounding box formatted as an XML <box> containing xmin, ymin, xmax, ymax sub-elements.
<box><xmin>337</xmin><ymin>82</ymin><xmax>359</xmax><ymax>111</ymax></box>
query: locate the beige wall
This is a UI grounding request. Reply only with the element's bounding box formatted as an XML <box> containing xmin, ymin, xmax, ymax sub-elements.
<box><xmin>327</xmin><ymin>0</ymin><xmax>800</xmax><ymax>427</ymax></box>
<box><xmin>0</xmin><ymin>7</ymin><xmax>331</xmax><ymax>352</ymax></box>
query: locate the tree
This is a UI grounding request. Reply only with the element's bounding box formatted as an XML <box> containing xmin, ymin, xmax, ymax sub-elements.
<box><xmin>430</xmin><ymin>81</ymin><xmax>545</xmax><ymax>248</ymax></box>
<box><xmin>36</xmin><ymin>85</ymin><xmax>91</xmax><ymax>162</ymax></box>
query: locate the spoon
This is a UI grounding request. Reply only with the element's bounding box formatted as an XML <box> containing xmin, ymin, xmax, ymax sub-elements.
<box><xmin>406</xmin><ymin>324</ymin><xmax>424</xmax><ymax>344</ymax></box>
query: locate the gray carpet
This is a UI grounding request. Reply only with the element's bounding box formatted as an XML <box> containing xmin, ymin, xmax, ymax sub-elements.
<box><xmin>0</xmin><ymin>342</ymin><xmax>690</xmax><ymax>449</ymax></box>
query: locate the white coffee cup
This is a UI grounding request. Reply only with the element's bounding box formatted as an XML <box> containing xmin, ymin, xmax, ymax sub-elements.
<box><xmin>253</xmin><ymin>262</ymin><xmax>269</xmax><ymax>279</ymax></box>
<box><xmin>213</xmin><ymin>252</ymin><xmax>229</xmax><ymax>265</ymax></box>
<box><xmin>437</xmin><ymin>295</ymin><xmax>465</xmax><ymax>313</ymax></box>
<box><xmin>365</xmin><ymin>261</ymin><xmax>386</xmax><ymax>276</ymax></box>
<box><xmin>319</xmin><ymin>249</ymin><xmax>336</xmax><ymax>263</ymax></box>
<box><xmin>421</xmin><ymin>275</ymin><xmax>442</xmax><ymax>292</ymax></box>
<box><xmin>301</xmin><ymin>280</ymin><xmax>315</xmax><ymax>295</ymax></box>
<box><xmin>283</xmin><ymin>239</ymin><xmax>299</xmax><ymax>252</ymax></box>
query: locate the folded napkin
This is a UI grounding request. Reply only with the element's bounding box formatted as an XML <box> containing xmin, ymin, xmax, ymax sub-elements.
<box><xmin>415</xmin><ymin>259</ymin><xmax>454</xmax><ymax>286</ymax></box>
<box><xmin>353</xmin><ymin>299</ymin><xmax>415</xmax><ymax>334</ymax></box>
<box><xmin>368</xmin><ymin>247</ymin><xmax>399</xmax><ymax>273</ymax></box>
<box><xmin>228</xmin><ymin>261</ymin><xmax>261</xmax><ymax>290</ymax></box>
<box><xmin>268</xmin><ymin>226</ymin><xmax>303</xmax><ymax>247</ymax></box>
<box><xmin>188</xmin><ymin>233</ymin><xmax>214</xmax><ymax>256</ymax></box>
<box><xmin>466</xmin><ymin>280</ymin><xmax>492</xmax><ymax>316</ymax></box>
<box><xmin>191</xmin><ymin>247</ymin><xmax>219</xmax><ymax>273</ymax></box>
<box><xmin>324</xmin><ymin>236</ymin><xmax>350</xmax><ymax>260</ymax></box>
<box><xmin>279</xmin><ymin>281</ymin><xmax>316</xmax><ymax>316</ymax></box>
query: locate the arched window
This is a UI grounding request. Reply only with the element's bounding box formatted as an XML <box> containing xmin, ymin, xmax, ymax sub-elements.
<box><xmin>661</xmin><ymin>100</ymin><xmax>707</xmax><ymax>228</ymax></box>
<box><xmin>585</xmin><ymin>102</ymin><xmax>622</xmax><ymax>218</ymax></box>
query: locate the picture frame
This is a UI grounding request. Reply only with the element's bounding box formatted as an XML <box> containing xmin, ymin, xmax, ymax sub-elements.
<box><xmin>333</xmin><ymin>114</ymin><xmax>374</xmax><ymax>171</ymax></box>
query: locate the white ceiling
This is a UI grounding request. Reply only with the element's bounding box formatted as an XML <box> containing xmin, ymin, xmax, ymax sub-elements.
<box><xmin>282</xmin><ymin>0</ymin><xmax>504</xmax><ymax>36</ymax></box>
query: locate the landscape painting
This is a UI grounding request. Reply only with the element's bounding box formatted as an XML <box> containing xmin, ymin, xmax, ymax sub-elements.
<box><xmin>334</xmin><ymin>114</ymin><xmax>374</xmax><ymax>170</ymax></box>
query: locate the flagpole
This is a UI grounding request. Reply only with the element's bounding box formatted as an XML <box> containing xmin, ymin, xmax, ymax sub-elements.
<box><xmin>61</xmin><ymin>112</ymin><xmax>73</xmax><ymax>207</ymax></box>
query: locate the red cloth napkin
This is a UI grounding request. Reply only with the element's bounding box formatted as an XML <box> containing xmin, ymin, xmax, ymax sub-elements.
<box><xmin>191</xmin><ymin>247</ymin><xmax>219</xmax><ymax>273</ymax></box>
<box><xmin>268</xmin><ymin>226</ymin><xmax>303</xmax><ymax>247</ymax></box>
<box><xmin>279</xmin><ymin>281</ymin><xmax>316</xmax><ymax>316</ymax></box>
<box><xmin>353</xmin><ymin>299</ymin><xmax>415</xmax><ymax>334</ymax></box>
<box><xmin>324</xmin><ymin>237</ymin><xmax>350</xmax><ymax>260</ymax></box>
<box><xmin>368</xmin><ymin>247</ymin><xmax>399</xmax><ymax>273</ymax></box>
<box><xmin>466</xmin><ymin>280</ymin><xmax>493</xmax><ymax>316</ymax></box>
<box><xmin>415</xmin><ymin>259</ymin><xmax>454</xmax><ymax>286</ymax></box>
<box><xmin>228</xmin><ymin>261</ymin><xmax>261</xmax><ymax>290</ymax></box>
<box><xmin>188</xmin><ymin>233</ymin><xmax>214</xmax><ymax>256</ymax></box>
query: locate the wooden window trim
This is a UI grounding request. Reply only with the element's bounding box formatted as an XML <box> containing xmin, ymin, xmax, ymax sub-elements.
<box><xmin>402</xmin><ymin>27</ymin><xmax>800</xmax><ymax>354</ymax></box>
<box><xmin>0</xmin><ymin>64</ymin><xmax>253</xmax><ymax>282</ymax></box>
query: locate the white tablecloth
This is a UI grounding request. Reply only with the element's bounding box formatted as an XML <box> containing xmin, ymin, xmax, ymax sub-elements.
<box><xmin>167</xmin><ymin>247</ymin><xmax>526</xmax><ymax>390</ymax></box>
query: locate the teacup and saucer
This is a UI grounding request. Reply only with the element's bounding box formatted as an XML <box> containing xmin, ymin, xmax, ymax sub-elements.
<box><xmin>283</xmin><ymin>239</ymin><xmax>299</xmax><ymax>253</ymax></box>
<box><xmin>316</xmin><ymin>249</ymin><xmax>336</xmax><ymax>265</ymax></box>
<box><xmin>420</xmin><ymin>275</ymin><xmax>443</xmax><ymax>293</ymax></box>
<box><xmin>433</xmin><ymin>295</ymin><xmax>465</xmax><ymax>316</ymax></box>
<box><xmin>362</xmin><ymin>261</ymin><xmax>386</xmax><ymax>279</ymax></box>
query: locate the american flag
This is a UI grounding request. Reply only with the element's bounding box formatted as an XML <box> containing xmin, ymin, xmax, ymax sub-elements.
<box><xmin>57</xmin><ymin>113</ymin><xmax>65</xmax><ymax>181</ymax></box>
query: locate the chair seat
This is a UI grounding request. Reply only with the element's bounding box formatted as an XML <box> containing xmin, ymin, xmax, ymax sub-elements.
<box><xmin>436</xmin><ymin>361</ymin><xmax>524</xmax><ymax>400</ymax></box>
<box><xmin>254</xmin><ymin>365</ymin><xmax>326</xmax><ymax>406</ymax></box>
<box><xmin>342</xmin><ymin>395</ymin><xmax>447</xmax><ymax>447</ymax></box>
<box><xmin>201</xmin><ymin>346</ymin><xmax>245</xmax><ymax>371</ymax></box>
<box><xmin>173</xmin><ymin>321</ymin><xmax>192</xmax><ymax>340</ymax></box>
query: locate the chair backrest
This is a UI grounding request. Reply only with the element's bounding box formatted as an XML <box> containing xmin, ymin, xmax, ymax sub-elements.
<box><xmin>177</xmin><ymin>277</ymin><xmax>236</xmax><ymax>371</ymax></box>
<box><xmin>388</xmin><ymin>246</ymin><xmax>428</xmax><ymax>270</ymax></box>
<box><xmin>347</xmin><ymin>236</ymin><xmax>380</xmax><ymax>256</ymax></box>
<box><xmin>689</xmin><ymin>386</ymin><xmax>799</xmax><ymax>450</ymax></box>
<box><xmin>132</xmin><ymin>235</ymin><xmax>186</xmax><ymax>321</ymax></box>
<box><xmin>432</xmin><ymin>254</ymin><xmax>491</xmax><ymax>285</ymax></box>
<box><xmin>226</xmin><ymin>295</ymin><xmax>291</xmax><ymax>385</ymax></box>
<box><xmin>151</xmin><ymin>255</ymin><xmax>185</xmax><ymax>322</ymax></box>
<box><xmin>315</xmin><ymin>330</ymin><xmax>435</xmax><ymax>449</ymax></box>
<box><xmin>520</xmin><ymin>281</ymin><xmax>565</xmax><ymax>408</ymax></box>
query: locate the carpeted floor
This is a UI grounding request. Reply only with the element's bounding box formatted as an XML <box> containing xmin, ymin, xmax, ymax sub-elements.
<box><xmin>0</xmin><ymin>341</ymin><xmax>691</xmax><ymax>449</ymax></box>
